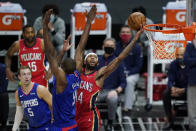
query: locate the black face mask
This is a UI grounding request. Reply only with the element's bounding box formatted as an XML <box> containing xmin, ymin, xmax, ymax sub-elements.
<box><xmin>104</xmin><ymin>47</ymin><xmax>114</xmax><ymax>55</ymax></box>
<box><xmin>177</xmin><ymin>58</ymin><xmax>184</xmax><ymax>65</ymax></box>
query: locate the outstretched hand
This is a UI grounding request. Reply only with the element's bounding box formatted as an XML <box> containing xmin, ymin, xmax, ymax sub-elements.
<box><xmin>43</xmin><ymin>9</ymin><xmax>53</xmax><ymax>26</ymax></box>
<box><xmin>86</xmin><ymin>5</ymin><xmax>97</xmax><ymax>23</ymax></box>
<box><xmin>62</xmin><ymin>35</ymin><xmax>74</xmax><ymax>53</ymax></box>
<box><xmin>135</xmin><ymin>24</ymin><xmax>144</xmax><ymax>40</ymax></box>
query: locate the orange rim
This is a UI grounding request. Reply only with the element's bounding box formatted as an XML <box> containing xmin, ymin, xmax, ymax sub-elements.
<box><xmin>144</xmin><ymin>24</ymin><xmax>183</xmax><ymax>34</ymax></box>
<box><xmin>144</xmin><ymin>23</ymin><xmax>196</xmax><ymax>41</ymax></box>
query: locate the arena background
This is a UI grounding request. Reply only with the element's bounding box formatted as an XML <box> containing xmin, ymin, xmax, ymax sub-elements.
<box><xmin>0</xmin><ymin>0</ymin><xmax>175</xmax><ymax>50</ymax></box>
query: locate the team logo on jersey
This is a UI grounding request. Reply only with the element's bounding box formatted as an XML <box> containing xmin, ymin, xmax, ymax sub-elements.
<box><xmin>80</xmin><ymin>81</ymin><xmax>93</xmax><ymax>92</ymax></box>
<box><xmin>21</xmin><ymin>98</ymin><xmax>39</xmax><ymax>108</ymax></box>
<box><xmin>33</xmin><ymin>47</ymin><xmax>39</xmax><ymax>50</ymax></box>
<box><xmin>88</xmin><ymin>118</ymin><xmax>91</xmax><ymax>122</ymax></box>
<box><xmin>30</xmin><ymin>93</ymin><xmax>35</xmax><ymax>95</ymax></box>
<box><xmin>19</xmin><ymin>94</ymin><xmax>24</xmax><ymax>97</ymax></box>
<box><xmin>22</xmin><ymin>47</ymin><xmax>26</xmax><ymax>51</ymax></box>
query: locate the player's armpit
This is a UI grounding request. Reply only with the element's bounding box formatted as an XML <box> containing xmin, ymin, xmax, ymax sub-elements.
<box><xmin>95</xmin><ymin>66</ymin><xmax>107</xmax><ymax>87</ymax></box>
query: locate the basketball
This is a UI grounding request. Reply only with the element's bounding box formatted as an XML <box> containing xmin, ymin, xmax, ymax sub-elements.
<box><xmin>128</xmin><ymin>12</ymin><xmax>146</xmax><ymax>31</ymax></box>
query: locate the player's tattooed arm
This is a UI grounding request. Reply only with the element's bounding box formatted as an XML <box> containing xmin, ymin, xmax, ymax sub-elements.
<box><xmin>75</xmin><ymin>5</ymin><xmax>97</xmax><ymax>73</ymax></box>
<box><xmin>95</xmin><ymin>28</ymin><xmax>143</xmax><ymax>85</ymax></box>
<box><xmin>5</xmin><ymin>41</ymin><xmax>19</xmax><ymax>81</ymax></box>
<box><xmin>43</xmin><ymin>9</ymin><xmax>67</xmax><ymax>93</ymax></box>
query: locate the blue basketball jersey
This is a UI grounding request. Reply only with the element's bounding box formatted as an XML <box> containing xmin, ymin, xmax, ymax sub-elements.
<box><xmin>18</xmin><ymin>83</ymin><xmax>51</xmax><ymax>128</ymax></box>
<box><xmin>52</xmin><ymin>70</ymin><xmax>80</xmax><ymax>128</ymax></box>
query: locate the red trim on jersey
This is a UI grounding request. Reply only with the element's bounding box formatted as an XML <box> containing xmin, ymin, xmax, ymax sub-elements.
<box><xmin>21</xmin><ymin>83</ymin><xmax>35</xmax><ymax>96</ymax></box>
<box><xmin>62</xmin><ymin>123</ymin><xmax>77</xmax><ymax>131</ymax></box>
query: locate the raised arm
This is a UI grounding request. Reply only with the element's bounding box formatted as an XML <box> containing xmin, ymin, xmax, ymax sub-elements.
<box><xmin>74</xmin><ymin>5</ymin><xmax>97</xmax><ymax>73</ymax></box>
<box><xmin>57</xmin><ymin>35</ymin><xmax>73</xmax><ymax>65</ymax></box>
<box><xmin>96</xmin><ymin>29</ymin><xmax>143</xmax><ymax>85</ymax></box>
<box><xmin>43</xmin><ymin>9</ymin><xmax>67</xmax><ymax>93</ymax></box>
<box><xmin>5</xmin><ymin>41</ymin><xmax>19</xmax><ymax>81</ymax></box>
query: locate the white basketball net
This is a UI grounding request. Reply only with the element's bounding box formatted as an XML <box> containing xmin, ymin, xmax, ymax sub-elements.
<box><xmin>144</xmin><ymin>29</ymin><xmax>186</xmax><ymax>63</ymax></box>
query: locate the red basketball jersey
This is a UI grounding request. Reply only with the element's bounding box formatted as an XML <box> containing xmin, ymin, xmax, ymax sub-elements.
<box><xmin>76</xmin><ymin>71</ymin><xmax>101</xmax><ymax>115</ymax></box>
<box><xmin>19</xmin><ymin>38</ymin><xmax>47</xmax><ymax>87</ymax></box>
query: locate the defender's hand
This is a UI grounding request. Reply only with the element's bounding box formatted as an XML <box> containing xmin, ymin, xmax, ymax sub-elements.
<box><xmin>62</xmin><ymin>35</ymin><xmax>74</xmax><ymax>53</ymax></box>
<box><xmin>135</xmin><ymin>24</ymin><xmax>144</xmax><ymax>40</ymax></box>
<box><xmin>43</xmin><ymin>9</ymin><xmax>53</xmax><ymax>26</ymax></box>
<box><xmin>86</xmin><ymin>5</ymin><xmax>97</xmax><ymax>23</ymax></box>
<box><xmin>48</xmin><ymin>22</ymin><xmax>54</xmax><ymax>32</ymax></box>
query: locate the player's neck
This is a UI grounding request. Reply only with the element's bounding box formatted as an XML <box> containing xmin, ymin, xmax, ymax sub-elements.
<box><xmin>84</xmin><ymin>68</ymin><xmax>95</xmax><ymax>75</ymax></box>
<box><xmin>24</xmin><ymin>39</ymin><xmax>36</xmax><ymax>48</ymax></box>
<box><xmin>21</xmin><ymin>82</ymin><xmax>34</xmax><ymax>94</ymax></box>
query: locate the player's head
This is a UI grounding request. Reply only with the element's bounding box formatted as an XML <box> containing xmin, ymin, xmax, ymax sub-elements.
<box><xmin>176</xmin><ymin>47</ymin><xmax>185</xmax><ymax>59</ymax></box>
<box><xmin>18</xmin><ymin>66</ymin><xmax>32</xmax><ymax>86</ymax></box>
<box><xmin>61</xmin><ymin>58</ymin><xmax>76</xmax><ymax>74</ymax></box>
<box><xmin>119</xmin><ymin>25</ymin><xmax>132</xmax><ymax>44</ymax></box>
<box><xmin>102</xmin><ymin>38</ymin><xmax>116</xmax><ymax>55</ymax></box>
<box><xmin>22</xmin><ymin>25</ymin><xmax>36</xmax><ymax>43</ymax></box>
<box><xmin>84</xmin><ymin>53</ymin><xmax>98</xmax><ymax>71</ymax></box>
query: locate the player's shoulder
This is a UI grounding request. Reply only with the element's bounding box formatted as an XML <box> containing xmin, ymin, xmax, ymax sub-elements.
<box><xmin>56</xmin><ymin>16</ymin><xmax>65</xmax><ymax>23</ymax></box>
<box><xmin>37</xmin><ymin>84</ymin><xmax>47</xmax><ymax>91</ymax></box>
<box><xmin>15</xmin><ymin>90</ymin><xmax>19</xmax><ymax>98</ymax></box>
<box><xmin>36</xmin><ymin>84</ymin><xmax>47</xmax><ymax>97</ymax></box>
<box><xmin>34</xmin><ymin>16</ymin><xmax>42</xmax><ymax>22</ymax></box>
<box><xmin>15</xmin><ymin>89</ymin><xmax>19</xmax><ymax>94</ymax></box>
<box><xmin>12</xmin><ymin>40</ymin><xmax>20</xmax><ymax>47</ymax></box>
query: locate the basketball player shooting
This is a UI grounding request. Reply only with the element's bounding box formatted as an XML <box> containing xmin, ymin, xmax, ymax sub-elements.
<box><xmin>74</xmin><ymin>5</ymin><xmax>144</xmax><ymax>131</ymax></box>
<box><xmin>43</xmin><ymin>9</ymin><xmax>80</xmax><ymax>131</ymax></box>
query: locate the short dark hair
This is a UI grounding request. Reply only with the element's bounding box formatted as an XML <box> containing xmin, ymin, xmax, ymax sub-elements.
<box><xmin>42</xmin><ymin>4</ymin><xmax>59</xmax><ymax>15</ymax></box>
<box><xmin>22</xmin><ymin>25</ymin><xmax>34</xmax><ymax>32</ymax></box>
<box><xmin>18</xmin><ymin>65</ymin><xmax>31</xmax><ymax>75</ymax></box>
<box><xmin>121</xmin><ymin>25</ymin><xmax>130</xmax><ymax>29</ymax></box>
<box><xmin>61</xmin><ymin>58</ymin><xmax>76</xmax><ymax>74</ymax></box>
<box><xmin>132</xmin><ymin>6</ymin><xmax>147</xmax><ymax>16</ymax></box>
<box><xmin>120</xmin><ymin>25</ymin><xmax>130</xmax><ymax>32</ymax></box>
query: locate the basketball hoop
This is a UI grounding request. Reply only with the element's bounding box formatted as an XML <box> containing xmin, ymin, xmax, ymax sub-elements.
<box><xmin>144</xmin><ymin>23</ymin><xmax>195</xmax><ymax>63</ymax></box>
